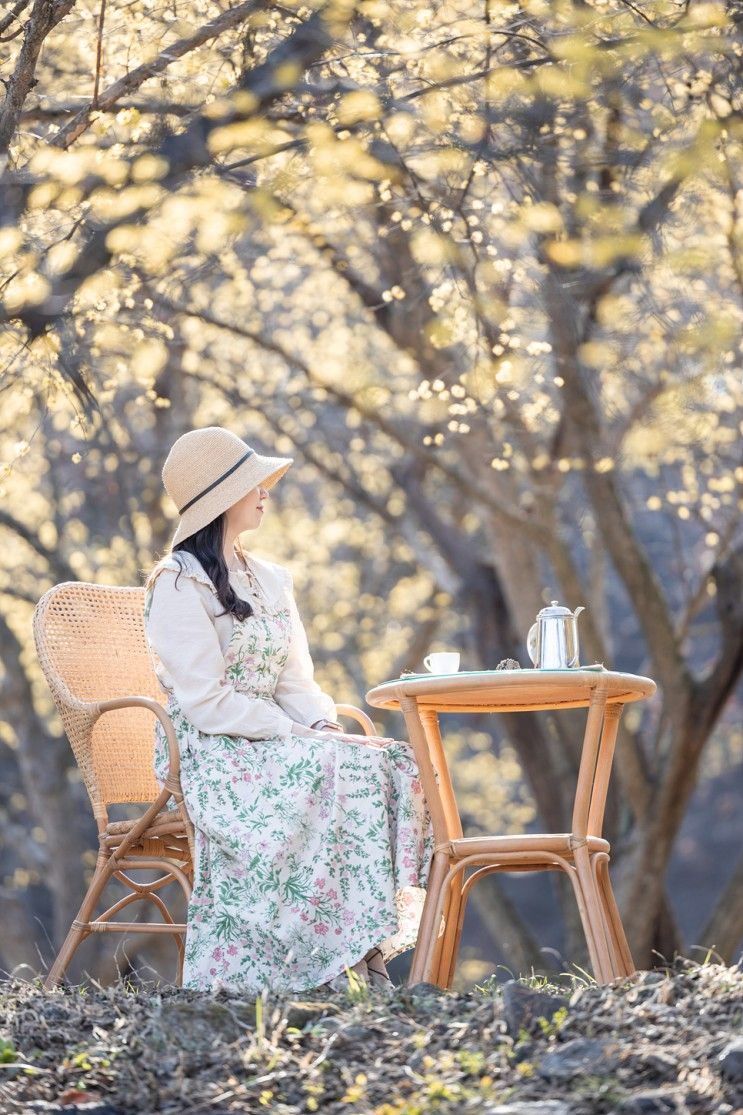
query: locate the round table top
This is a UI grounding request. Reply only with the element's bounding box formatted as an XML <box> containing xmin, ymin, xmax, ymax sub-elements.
<box><xmin>365</xmin><ymin>668</ymin><xmax>656</xmax><ymax>714</ymax></box>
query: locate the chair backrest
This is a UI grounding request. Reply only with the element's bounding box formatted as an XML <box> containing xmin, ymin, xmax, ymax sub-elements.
<box><xmin>33</xmin><ymin>582</ymin><xmax>164</xmax><ymax>807</ymax></box>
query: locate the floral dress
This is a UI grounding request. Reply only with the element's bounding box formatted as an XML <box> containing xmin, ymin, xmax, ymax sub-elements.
<box><xmin>144</xmin><ymin>562</ymin><xmax>434</xmax><ymax>994</ymax></box>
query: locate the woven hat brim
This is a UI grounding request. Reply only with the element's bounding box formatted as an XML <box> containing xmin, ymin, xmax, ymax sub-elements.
<box><xmin>170</xmin><ymin>453</ymin><xmax>292</xmax><ymax>547</ymax></box>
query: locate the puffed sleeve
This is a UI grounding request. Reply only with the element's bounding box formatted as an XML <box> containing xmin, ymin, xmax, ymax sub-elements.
<box><xmin>273</xmin><ymin>570</ymin><xmax>337</xmax><ymax>726</ymax></box>
<box><xmin>144</xmin><ymin>568</ymin><xmax>294</xmax><ymax>740</ymax></box>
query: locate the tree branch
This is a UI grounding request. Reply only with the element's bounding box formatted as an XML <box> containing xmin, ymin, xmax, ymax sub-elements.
<box><xmin>51</xmin><ymin>0</ymin><xmax>267</xmax><ymax>148</ymax></box>
<box><xmin>0</xmin><ymin>0</ymin><xmax>32</xmax><ymax>40</ymax></box>
<box><xmin>1</xmin><ymin>4</ymin><xmax>348</xmax><ymax>334</ymax></box>
<box><xmin>697</xmin><ymin>844</ymin><xmax>743</xmax><ymax>962</ymax></box>
<box><xmin>0</xmin><ymin>0</ymin><xmax>77</xmax><ymax>155</ymax></box>
<box><xmin>0</xmin><ymin>508</ymin><xmax>75</xmax><ymax>581</ymax></box>
<box><xmin>544</xmin><ymin>269</ymin><xmax>689</xmax><ymax>705</ymax></box>
<box><xmin>689</xmin><ymin>543</ymin><xmax>743</xmax><ymax>753</ymax></box>
<box><xmin>155</xmin><ymin>288</ymin><xmax>544</xmax><ymax>535</ymax></box>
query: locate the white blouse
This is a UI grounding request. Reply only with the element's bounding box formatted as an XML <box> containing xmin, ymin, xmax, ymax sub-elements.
<box><xmin>143</xmin><ymin>549</ymin><xmax>337</xmax><ymax>740</ymax></box>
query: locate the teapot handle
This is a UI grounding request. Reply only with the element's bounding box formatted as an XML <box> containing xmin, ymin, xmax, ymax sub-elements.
<box><xmin>527</xmin><ymin>622</ymin><xmax>538</xmax><ymax>666</ymax></box>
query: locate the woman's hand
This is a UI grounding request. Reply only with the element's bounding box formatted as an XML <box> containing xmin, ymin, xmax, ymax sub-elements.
<box><xmin>292</xmin><ymin>722</ymin><xmax>335</xmax><ymax>739</ymax></box>
<box><xmin>291</xmin><ymin>722</ymin><xmax>396</xmax><ymax>749</ymax></box>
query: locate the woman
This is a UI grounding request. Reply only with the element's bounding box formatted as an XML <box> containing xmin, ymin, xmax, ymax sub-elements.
<box><xmin>143</xmin><ymin>426</ymin><xmax>434</xmax><ymax>994</ymax></box>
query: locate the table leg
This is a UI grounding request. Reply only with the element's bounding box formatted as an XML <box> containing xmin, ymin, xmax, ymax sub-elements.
<box><xmin>572</xmin><ymin>841</ymin><xmax>615</xmax><ymax>981</ymax></box>
<box><xmin>593</xmin><ymin>851</ymin><xmax>635</xmax><ymax>977</ymax></box>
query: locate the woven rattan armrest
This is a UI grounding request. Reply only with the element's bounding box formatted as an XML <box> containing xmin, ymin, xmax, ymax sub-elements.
<box><xmin>88</xmin><ymin>696</ymin><xmax>187</xmax><ymax>861</ymax></box>
<box><xmin>94</xmin><ymin>695</ymin><xmax>180</xmax><ymax>783</ymax></box>
<box><xmin>335</xmin><ymin>703</ymin><xmax>376</xmax><ymax>736</ymax></box>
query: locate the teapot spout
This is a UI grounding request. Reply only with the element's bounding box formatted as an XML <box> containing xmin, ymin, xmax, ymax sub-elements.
<box><xmin>573</xmin><ymin>606</ymin><xmax>585</xmax><ymax>618</ymax></box>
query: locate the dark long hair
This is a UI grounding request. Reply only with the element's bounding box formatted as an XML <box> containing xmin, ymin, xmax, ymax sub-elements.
<box><xmin>172</xmin><ymin>513</ymin><xmax>254</xmax><ymax>621</ymax></box>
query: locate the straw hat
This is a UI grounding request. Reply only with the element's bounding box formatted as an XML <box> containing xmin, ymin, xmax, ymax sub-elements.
<box><xmin>162</xmin><ymin>427</ymin><xmax>293</xmax><ymax>546</ymax></box>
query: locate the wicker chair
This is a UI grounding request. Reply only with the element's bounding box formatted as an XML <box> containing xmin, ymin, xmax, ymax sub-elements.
<box><xmin>33</xmin><ymin>580</ymin><xmax>376</xmax><ymax>989</ymax></box>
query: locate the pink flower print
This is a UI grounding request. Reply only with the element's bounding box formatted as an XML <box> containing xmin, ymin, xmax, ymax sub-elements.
<box><xmin>227</xmin><ymin>945</ymin><xmax>238</xmax><ymax>956</ymax></box>
<box><xmin>327</xmin><ymin>888</ymin><xmax>338</xmax><ymax>900</ymax></box>
<box><xmin>300</xmin><ymin>912</ymin><xmax>310</xmax><ymax>922</ymax></box>
<box><xmin>209</xmin><ymin>967</ymin><xmax>217</xmax><ymax>976</ymax></box>
<box><xmin>314</xmin><ymin>922</ymin><xmax>329</xmax><ymax>936</ymax></box>
<box><xmin>213</xmin><ymin>946</ymin><xmax>223</xmax><ymax>961</ymax></box>
<box><xmin>314</xmin><ymin>877</ymin><xmax>326</xmax><ymax>888</ymax></box>
<box><xmin>310</xmin><ymin>896</ymin><xmax>321</xmax><ymax>906</ymax></box>
<box><xmin>335</xmin><ymin>927</ymin><xmax>342</xmax><ymax>935</ymax></box>
<box><xmin>412</xmin><ymin>779</ymin><xmax>422</xmax><ymax>793</ymax></box>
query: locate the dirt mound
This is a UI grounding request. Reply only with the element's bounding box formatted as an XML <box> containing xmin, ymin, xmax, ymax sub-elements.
<box><xmin>1</xmin><ymin>959</ymin><xmax>741</xmax><ymax>1114</ymax></box>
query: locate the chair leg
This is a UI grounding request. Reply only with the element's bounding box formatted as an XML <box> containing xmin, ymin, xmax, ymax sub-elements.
<box><xmin>593</xmin><ymin>852</ymin><xmax>635</xmax><ymax>978</ymax></box>
<box><xmin>439</xmin><ymin>874</ymin><xmax>468</xmax><ymax>990</ymax></box>
<box><xmin>433</xmin><ymin>870</ymin><xmax>464</xmax><ymax>989</ymax></box>
<box><xmin>45</xmin><ymin>922</ymin><xmax>91</xmax><ymax>990</ymax></box>
<box><xmin>408</xmin><ymin>851</ymin><xmax>450</xmax><ymax>987</ymax></box>
<box><xmin>571</xmin><ymin>844</ymin><xmax>616</xmax><ymax>982</ymax></box>
<box><xmin>44</xmin><ymin>855</ymin><xmax>114</xmax><ymax>989</ymax></box>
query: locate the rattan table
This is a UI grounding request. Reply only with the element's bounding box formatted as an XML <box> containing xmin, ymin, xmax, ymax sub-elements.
<box><xmin>366</xmin><ymin>668</ymin><xmax>656</xmax><ymax>987</ymax></box>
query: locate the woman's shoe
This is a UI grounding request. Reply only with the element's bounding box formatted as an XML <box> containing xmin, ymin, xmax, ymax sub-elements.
<box><xmin>364</xmin><ymin>947</ymin><xmax>394</xmax><ymax>993</ymax></box>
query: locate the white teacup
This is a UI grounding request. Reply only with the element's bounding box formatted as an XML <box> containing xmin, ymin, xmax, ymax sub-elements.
<box><xmin>423</xmin><ymin>652</ymin><xmax>461</xmax><ymax>674</ymax></box>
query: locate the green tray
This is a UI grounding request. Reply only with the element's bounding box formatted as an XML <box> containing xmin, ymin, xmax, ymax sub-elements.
<box><xmin>383</xmin><ymin>665</ymin><xmax>606</xmax><ymax>683</ymax></box>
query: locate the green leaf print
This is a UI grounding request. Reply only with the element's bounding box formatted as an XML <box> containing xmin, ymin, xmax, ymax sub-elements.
<box><xmin>258</xmin><ymin>867</ymin><xmax>283</xmax><ymax>896</ymax></box>
<box><xmin>215</xmin><ymin>911</ymin><xmax>239</xmax><ymax>941</ymax></box>
<box><xmin>281</xmin><ymin>872</ymin><xmax>313</xmax><ymax>904</ymax></box>
<box><xmin>366</xmin><ymin>816</ymin><xmax>388</xmax><ymax>843</ymax></box>
<box><xmin>218</xmin><ymin>878</ymin><xmax>242</xmax><ymax>907</ymax></box>
<box><xmin>280</xmin><ymin>758</ymin><xmax>317</xmax><ymax>788</ymax></box>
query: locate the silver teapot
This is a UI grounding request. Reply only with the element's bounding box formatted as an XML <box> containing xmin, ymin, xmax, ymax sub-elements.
<box><xmin>527</xmin><ymin>601</ymin><xmax>585</xmax><ymax>669</ymax></box>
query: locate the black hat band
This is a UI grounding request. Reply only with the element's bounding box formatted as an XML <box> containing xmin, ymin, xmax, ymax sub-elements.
<box><xmin>178</xmin><ymin>448</ymin><xmax>255</xmax><ymax>515</ymax></box>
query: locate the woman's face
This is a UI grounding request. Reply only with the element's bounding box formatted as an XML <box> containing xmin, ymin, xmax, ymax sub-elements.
<box><xmin>225</xmin><ymin>484</ymin><xmax>269</xmax><ymax>535</ymax></box>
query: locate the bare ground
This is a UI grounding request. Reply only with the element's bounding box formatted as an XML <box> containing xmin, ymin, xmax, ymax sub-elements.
<box><xmin>0</xmin><ymin>958</ymin><xmax>741</xmax><ymax>1114</ymax></box>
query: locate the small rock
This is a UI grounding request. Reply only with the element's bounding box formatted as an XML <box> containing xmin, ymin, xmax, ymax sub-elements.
<box><xmin>331</xmin><ymin>1023</ymin><xmax>372</xmax><ymax>1049</ymax></box>
<box><xmin>407</xmin><ymin>982</ymin><xmax>450</xmax><ymax>999</ymax></box>
<box><xmin>537</xmin><ymin>1037</ymin><xmax>618</xmax><ymax>1080</ymax></box>
<box><xmin>303</xmin><ymin>1015</ymin><xmax>343</xmax><ymax>1036</ymax></box>
<box><xmin>718</xmin><ymin>1037</ymin><xmax>743</xmax><ymax>1081</ymax></box>
<box><xmin>484</xmin><ymin>1104</ymin><xmax>571</xmax><ymax>1115</ymax></box>
<box><xmin>617</xmin><ymin>1091</ymin><xmax>688</xmax><ymax>1114</ymax></box>
<box><xmin>511</xmin><ymin>1038</ymin><xmax>535</xmax><ymax>1065</ymax></box>
<box><xmin>637</xmin><ymin>1051</ymin><xmax>678</xmax><ymax>1080</ymax></box>
<box><xmin>153</xmin><ymin>999</ymin><xmax>255</xmax><ymax>1050</ymax></box>
<box><xmin>25</xmin><ymin>1105</ymin><xmax>121</xmax><ymax>1115</ymax></box>
<box><xmin>636</xmin><ymin>971</ymin><xmax>667</xmax><ymax>986</ymax></box>
<box><xmin>284</xmin><ymin>999</ymin><xmax>340</xmax><ymax>1029</ymax></box>
<box><xmin>501</xmin><ymin>980</ymin><xmax>569</xmax><ymax>1038</ymax></box>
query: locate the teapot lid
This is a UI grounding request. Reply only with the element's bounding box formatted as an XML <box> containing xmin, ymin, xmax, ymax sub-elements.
<box><xmin>538</xmin><ymin>600</ymin><xmax>573</xmax><ymax>617</ymax></box>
